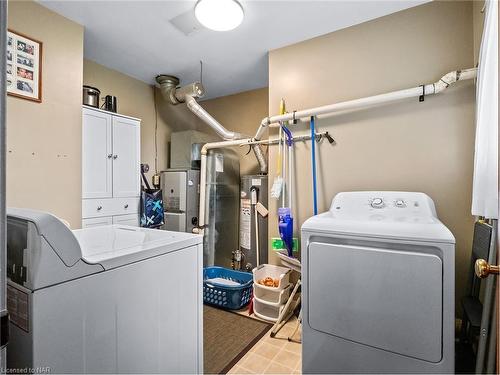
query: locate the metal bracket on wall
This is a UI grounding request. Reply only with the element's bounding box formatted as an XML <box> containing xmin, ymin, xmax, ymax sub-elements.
<box><xmin>419</xmin><ymin>85</ymin><xmax>425</xmax><ymax>102</ymax></box>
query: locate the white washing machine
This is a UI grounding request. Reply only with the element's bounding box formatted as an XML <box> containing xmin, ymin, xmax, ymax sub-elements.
<box><xmin>301</xmin><ymin>192</ymin><xmax>455</xmax><ymax>373</ymax></box>
<box><xmin>6</xmin><ymin>208</ymin><xmax>203</xmax><ymax>374</ymax></box>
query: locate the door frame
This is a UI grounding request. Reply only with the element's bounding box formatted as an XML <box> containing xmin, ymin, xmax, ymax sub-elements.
<box><xmin>0</xmin><ymin>0</ymin><xmax>9</xmax><ymax>368</ymax></box>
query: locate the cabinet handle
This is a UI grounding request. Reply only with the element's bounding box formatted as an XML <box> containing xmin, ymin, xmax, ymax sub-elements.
<box><xmin>124</xmin><ymin>204</ymin><xmax>129</xmax><ymax>209</ymax></box>
<box><xmin>97</xmin><ymin>206</ymin><xmax>103</xmax><ymax>211</ymax></box>
<box><xmin>113</xmin><ymin>155</ymin><xmax>118</xmax><ymax>159</ymax></box>
<box><xmin>107</xmin><ymin>154</ymin><xmax>113</xmax><ymax>159</ymax></box>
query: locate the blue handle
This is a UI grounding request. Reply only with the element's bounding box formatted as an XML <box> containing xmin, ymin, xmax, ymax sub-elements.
<box><xmin>281</xmin><ymin>125</ymin><xmax>293</xmax><ymax>146</ymax></box>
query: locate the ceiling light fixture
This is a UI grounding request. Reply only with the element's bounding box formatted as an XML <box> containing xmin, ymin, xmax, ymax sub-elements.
<box><xmin>195</xmin><ymin>0</ymin><xmax>244</xmax><ymax>32</ymax></box>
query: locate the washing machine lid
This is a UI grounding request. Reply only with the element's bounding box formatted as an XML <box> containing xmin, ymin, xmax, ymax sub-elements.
<box><xmin>73</xmin><ymin>225</ymin><xmax>202</xmax><ymax>269</ymax></box>
<box><xmin>302</xmin><ymin>191</ymin><xmax>455</xmax><ymax>243</ymax></box>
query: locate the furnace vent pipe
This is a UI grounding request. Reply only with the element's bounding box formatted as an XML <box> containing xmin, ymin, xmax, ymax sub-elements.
<box><xmin>185</xmin><ymin>95</ymin><xmax>245</xmax><ymax>140</ymax></box>
<box><xmin>156</xmin><ymin>74</ymin><xmax>267</xmax><ymax>173</ymax></box>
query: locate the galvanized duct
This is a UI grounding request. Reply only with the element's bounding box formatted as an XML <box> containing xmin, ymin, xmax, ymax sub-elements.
<box><xmin>155</xmin><ymin>74</ymin><xmax>267</xmax><ymax>173</ymax></box>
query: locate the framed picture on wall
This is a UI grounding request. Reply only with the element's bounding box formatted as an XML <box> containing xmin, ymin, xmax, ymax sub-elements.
<box><xmin>6</xmin><ymin>29</ymin><xmax>42</xmax><ymax>103</ymax></box>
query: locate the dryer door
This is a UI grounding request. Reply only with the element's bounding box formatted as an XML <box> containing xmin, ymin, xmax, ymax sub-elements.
<box><xmin>307</xmin><ymin>242</ymin><xmax>443</xmax><ymax>363</ymax></box>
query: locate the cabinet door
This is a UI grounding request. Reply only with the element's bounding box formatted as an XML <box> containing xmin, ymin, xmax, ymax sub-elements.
<box><xmin>82</xmin><ymin>216</ymin><xmax>113</xmax><ymax>228</ymax></box>
<box><xmin>82</xmin><ymin>109</ymin><xmax>113</xmax><ymax>199</ymax></box>
<box><xmin>112</xmin><ymin>116</ymin><xmax>140</xmax><ymax>198</ymax></box>
<box><xmin>112</xmin><ymin>214</ymin><xmax>139</xmax><ymax>227</ymax></box>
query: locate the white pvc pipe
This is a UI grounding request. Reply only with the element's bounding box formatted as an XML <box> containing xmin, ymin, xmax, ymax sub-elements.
<box><xmin>196</xmin><ymin>67</ymin><xmax>478</xmax><ymax>243</ymax></box>
<box><xmin>257</xmin><ymin>68</ymin><xmax>477</xmax><ymax>132</ymax></box>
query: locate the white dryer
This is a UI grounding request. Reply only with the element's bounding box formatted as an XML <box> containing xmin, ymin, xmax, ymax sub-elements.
<box><xmin>301</xmin><ymin>192</ymin><xmax>455</xmax><ymax>373</ymax></box>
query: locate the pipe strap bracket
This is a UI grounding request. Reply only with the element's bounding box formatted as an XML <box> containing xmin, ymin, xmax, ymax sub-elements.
<box><xmin>419</xmin><ymin>85</ymin><xmax>425</xmax><ymax>102</ymax></box>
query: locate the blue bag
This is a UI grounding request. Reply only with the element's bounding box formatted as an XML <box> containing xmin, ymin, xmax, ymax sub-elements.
<box><xmin>140</xmin><ymin>167</ymin><xmax>164</xmax><ymax>228</ymax></box>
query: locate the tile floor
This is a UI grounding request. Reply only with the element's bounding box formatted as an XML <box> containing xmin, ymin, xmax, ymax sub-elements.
<box><xmin>227</xmin><ymin>315</ymin><xmax>302</xmax><ymax>374</ymax></box>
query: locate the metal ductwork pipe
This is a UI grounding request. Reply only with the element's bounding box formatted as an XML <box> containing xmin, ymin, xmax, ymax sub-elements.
<box><xmin>185</xmin><ymin>95</ymin><xmax>244</xmax><ymax>140</ymax></box>
<box><xmin>155</xmin><ymin>74</ymin><xmax>268</xmax><ymax>173</ymax></box>
<box><xmin>156</xmin><ymin>74</ymin><xmax>205</xmax><ymax>104</ymax></box>
<box><xmin>252</xmin><ymin>144</ymin><xmax>267</xmax><ymax>174</ymax></box>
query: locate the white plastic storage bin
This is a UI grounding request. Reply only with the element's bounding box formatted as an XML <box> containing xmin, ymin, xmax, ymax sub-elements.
<box><xmin>253</xmin><ymin>298</ymin><xmax>285</xmax><ymax>322</ymax></box>
<box><xmin>254</xmin><ymin>283</ymin><xmax>292</xmax><ymax>305</ymax></box>
<box><xmin>252</xmin><ymin>264</ymin><xmax>291</xmax><ymax>290</ymax></box>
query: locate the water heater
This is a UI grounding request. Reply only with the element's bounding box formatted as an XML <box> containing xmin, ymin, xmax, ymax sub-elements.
<box><xmin>239</xmin><ymin>175</ymin><xmax>268</xmax><ymax>271</ymax></box>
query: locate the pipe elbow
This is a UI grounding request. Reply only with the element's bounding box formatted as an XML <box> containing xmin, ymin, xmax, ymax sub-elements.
<box><xmin>254</xmin><ymin>118</ymin><xmax>269</xmax><ymax>141</ymax></box>
<box><xmin>434</xmin><ymin>71</ymin><xmax>459</xmax><ymax>94</ymax></box>
<box><xmin>201</xmin><ymin>144</ymin><xmax>209</xmax><ymax>155</ymax></box>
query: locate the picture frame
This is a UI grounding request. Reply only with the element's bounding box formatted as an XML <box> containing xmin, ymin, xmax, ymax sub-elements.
<box><xmin>6</xmin><ymin>29</ymin><xmax>43</xmax><ymax>103</ymax></box>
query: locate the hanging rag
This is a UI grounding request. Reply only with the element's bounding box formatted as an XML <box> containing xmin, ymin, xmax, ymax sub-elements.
<box><xmin>472</xmin><ymin>0</ymin><xmax>498</xmax><ymax>219</ymax></box>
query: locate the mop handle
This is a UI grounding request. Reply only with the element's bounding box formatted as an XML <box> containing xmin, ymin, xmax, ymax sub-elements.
<box><xmin>310</xmin><ymin>116</ymin><xmax>318</xmax><ymax>215</ymax></box>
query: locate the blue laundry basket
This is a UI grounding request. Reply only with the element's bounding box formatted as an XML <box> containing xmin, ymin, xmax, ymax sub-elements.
<box><xmin>203</xmin><ymin>267</ymin><xmax>253</xmax><ymax>310</ymax></box>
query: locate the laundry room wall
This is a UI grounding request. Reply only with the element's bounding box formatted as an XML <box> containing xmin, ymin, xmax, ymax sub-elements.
<box><xmin>267</xmin><ymin>0</ymin><xmax>477</xmax><ymax>312</ymax></box>
<box><xmin>6</xmin><ymin>0</ymin><xmax>84</xmax><ymax>228</ymax></box>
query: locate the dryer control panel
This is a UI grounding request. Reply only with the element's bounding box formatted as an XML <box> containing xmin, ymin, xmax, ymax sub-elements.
<box><xmin>329</xmin><ymin>191</ymin><xmax>437</xmax><ymax>218</ymax></box>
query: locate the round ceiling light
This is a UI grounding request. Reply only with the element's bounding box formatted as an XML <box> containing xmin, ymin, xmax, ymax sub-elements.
<box><xmin>195</xmin><ymin>0</ymin><xmax>244</xmax><ymax>32</ymax></box>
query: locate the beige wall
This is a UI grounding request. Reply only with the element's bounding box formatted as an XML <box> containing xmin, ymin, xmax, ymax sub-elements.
<box><xmin>83</xmin><ymin>60</ymin><xmax>171</xmax><ymax>178</ymax></box>
<box><xmin>268</xmin><ymin>1</ymin><xmax>476</xmax><ymax>310</ymax></box>
<box><xmin>473</xmin><ymin>0</ymin><xmax>486</xmax><ymax>65</ymax></box>
<box><xmin>7</xmin><ymin>0</ymin><xmax>83</xmax><ymax>228</ymax></box>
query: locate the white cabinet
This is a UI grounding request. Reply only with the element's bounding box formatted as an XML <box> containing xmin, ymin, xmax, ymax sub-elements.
<box><xmin>112</xmin><ymin>116</ymin><xmax>141</xmax><ymax>198</ymax></box>
<box><xmin>82</xmin><ymin>106</ymin><xmax>141</xmax><ymax>227</ymax></box>
<box><xmin>82</xmin><ymin>109</ymin><xmax>113</xmax><ymax>199</ymax></box>
<box><xmin>112</xmin><ymin>214</ymin><xmax>140</xmax><ymax>226</ymax></box>
<box><xmin>82</xmin><ymin>216</ymin><xmax>113</xmax><ymax>228</ymax></box>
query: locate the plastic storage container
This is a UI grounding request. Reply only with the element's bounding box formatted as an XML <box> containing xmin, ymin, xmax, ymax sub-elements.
<box><xmin>252</xmin><ymin>264</ymin><xmax>291</xmax><ymax>290</ymax></box>
<box><xmin>254</xmin><ymin>283</ymin><xmax>292</xmax><ymax>305</ymax></box>
<box><xmin>203</xmin><ymin>267</ymin><xmax>253</xmax><ymax>310</ymax></box>
<box><xmin>253</xmin><ymin>298</ymin><xmax>285</xmax><ymax>322</ymax></box>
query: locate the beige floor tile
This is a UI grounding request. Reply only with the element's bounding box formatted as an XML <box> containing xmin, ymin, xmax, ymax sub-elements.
<box><xmin>273</xmin><ymin>349</ymin><xmax>301</xmax><ymax>370</ymax></box>
<box><xmin>227</xmin><ymin>365</ymin><xmax>241</xmax><ymax>374</ymax></box>
<box><xmin>264</xmin><ymin>361</ymin><xmax>295</xmax><ymax>374</ymax></box>
<box><xmin>240</xmin><ymin>352</ymin><xmax>272</xmax><ymax>373</ymax></box>
<box><xmin>263</xmin><ymin>335</ymin><xmax>288</xmax><ymax>348</ymax></box>
<box><xmin>275</xmin><ymin>325</ymin><xmax>295</xmax><ymax>336</ymax></box>
<box><xmin>284</xmin><ymin>341</ymin><xmax>301</xmax><ymax>355</ymax></box>
<box><xmin>236</xmin><ymin>350</ymin><xmax>253</xmax><ymax>366</ymax></box>
<box><xmin>230</xmin><ymin>365</ymin><xmax>254</xmax><ymax>375</ymax></box>
<box><xmin>294</xmin><ymin>357</ymin><xmax>302</xmax><ymax>371</ymax></box>
<box><xmin>253</xmin><ymin>342</ymin><xmax>282</xmax><ymax>360</ymax></box>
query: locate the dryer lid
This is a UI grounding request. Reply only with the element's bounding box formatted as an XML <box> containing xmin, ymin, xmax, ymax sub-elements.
<box><xmin>302</xmin><ymin>191</ymin><xmax>455</xmax><ymax>243</ymax></box>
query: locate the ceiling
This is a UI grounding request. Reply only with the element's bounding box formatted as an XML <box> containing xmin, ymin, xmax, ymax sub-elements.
<box><xmin>39</xmin><ymin>0</ymin><xmax>427</xmax><ymax>100</ymax></box>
